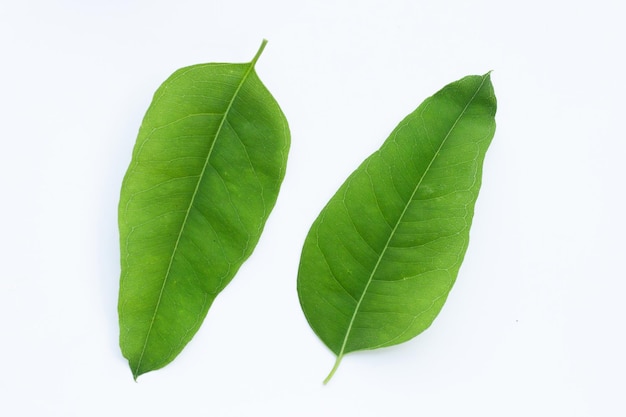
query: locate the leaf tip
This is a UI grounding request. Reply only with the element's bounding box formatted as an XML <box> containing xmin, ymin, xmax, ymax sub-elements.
<box><xmin>129</xmin><ymin>359</ymin><xmax>146</xmax><ymax>382</ymax></box>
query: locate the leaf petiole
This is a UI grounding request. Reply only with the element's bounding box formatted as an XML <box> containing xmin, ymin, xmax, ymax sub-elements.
<box><xmin>251</xmin><ymin>39</ymin><xmax>268</xmax><ymax>67</ymax></box>
<box><xmin>323</xmin><ymin>353</ymin><xmax>344</xmax><ymax>384</ymax></box>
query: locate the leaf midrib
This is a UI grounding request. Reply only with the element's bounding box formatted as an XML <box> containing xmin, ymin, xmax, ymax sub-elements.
<box><xmin>133</xmin><ymin>45</ymin><xmax>265</xmax><ymax>378</ymax></box>
<box><xmin>333</xmin><ymin>75</ymin><xmax>488</xmax><ymax>369</ymax></box>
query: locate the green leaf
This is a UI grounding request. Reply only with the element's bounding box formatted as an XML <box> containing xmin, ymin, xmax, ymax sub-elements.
<box><xmin>118</xmin><ymin>40</ymin><xmax>290</xmax><ymax>379</ymax></box>
<box><xmin>297</xmin><ymin>73</ymin><xmax>496</xmax><ymax>383</ymax></box>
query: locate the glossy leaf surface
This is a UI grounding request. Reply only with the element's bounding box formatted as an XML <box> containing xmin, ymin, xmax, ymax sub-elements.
<box><xmin>297</xmin><ymin>74</ymin><xmax>496</xmax><ymax>382</ymax></box>
<box><xmin>118</xmin><ymin>41</ymin><xmax>289</xmax><ymax>379</ymax></box>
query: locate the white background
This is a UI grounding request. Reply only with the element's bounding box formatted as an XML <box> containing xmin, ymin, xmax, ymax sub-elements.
<box><xmin>1</xmin><ymin>0</ymin><xmax>624</xmax><ymax>415</ymax></box>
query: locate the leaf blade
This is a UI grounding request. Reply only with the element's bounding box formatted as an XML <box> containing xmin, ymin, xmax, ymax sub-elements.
<box><xmin>118</xmin><ymin>41</ymin><xmax>290</xmax><ymax>379</ymax></box>
<box><xmin>297</xmin><ymin>73</ymin><xmax>496</xmax><ymax>382</ymax></box>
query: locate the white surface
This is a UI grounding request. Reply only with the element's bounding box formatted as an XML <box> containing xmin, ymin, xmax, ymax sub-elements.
<box><xmin>1</xmin><ymin>0</ymin><xmax>624</xmax><ymax>415</ymax></box>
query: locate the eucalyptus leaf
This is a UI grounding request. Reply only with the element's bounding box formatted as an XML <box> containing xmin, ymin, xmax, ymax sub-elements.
<box><xmin>118</xmin><ymin>40</ymin><xmax>289</xmax><ymax>379</ymax></box>
<box><xmin>297</xmin><ymin>74</ymin><xmax>496</xmax><ymax>383</ymax></box>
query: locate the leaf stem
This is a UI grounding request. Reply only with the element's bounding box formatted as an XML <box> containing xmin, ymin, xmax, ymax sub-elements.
<box><xmin>250</xmin><ymin>39</ymin><xmax>268</xmax><ymax>67</ymax></box>
<box><xmin>323</xmin><ymin>354</ymin><xmax>344</xmax><ymax>384</ymax></box>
